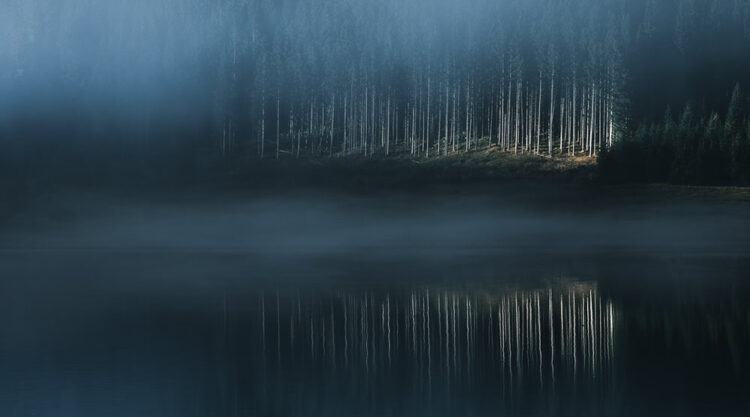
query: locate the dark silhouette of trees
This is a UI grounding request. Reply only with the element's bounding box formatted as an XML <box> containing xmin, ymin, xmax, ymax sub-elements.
<box><xmin>601</xmin><ymin>84</ymin><xmax>750</xmax><ymax>184</ymax></box>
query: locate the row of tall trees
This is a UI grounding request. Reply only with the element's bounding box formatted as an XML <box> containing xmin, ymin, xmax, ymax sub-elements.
<box><xmin>2</xmin><ymin>0</ymin><xmax>750</xmax><ymax>166</ymax></box>
<box><xmin>211</xmin><ymin>0</ymin><xmax>630</xmax><ymax>159</ymax></box>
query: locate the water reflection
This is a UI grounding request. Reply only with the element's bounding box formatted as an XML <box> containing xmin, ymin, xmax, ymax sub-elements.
<box><xmin>256</xmin><ymin>285</ymin><xmax>615</xmax><ymax>382</ymax></box>
<box><xmin>232</xmin><ymin>282</ymin><xmax>617</xmax><ymax>415</ymax></box>
<box><xmin>4</xmin><ymin>263</ymin><xmax>750</xmax><ymax>416</ymax></box>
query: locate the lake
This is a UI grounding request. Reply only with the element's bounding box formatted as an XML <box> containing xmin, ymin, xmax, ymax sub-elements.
<box><xmin>1</xmin><ymin>184</ymin><xmax>749</xmax><ymax>416</ymax></box>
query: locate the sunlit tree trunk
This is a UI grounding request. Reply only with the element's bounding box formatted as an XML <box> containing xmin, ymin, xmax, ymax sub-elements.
<box><xmin>500</xmin><ymin>81</ymin><xmax>505</xmax><ymax>151</ymax></box>
<box><xmin>537</xmin><ymin>74</ymin><xmax>543</xmax><ymax>155</ymax></box>
<box><xmin>515</xmin><ymin>79</ymin><xmax>520</xmax><ymax>154</ymax></box>
<box><xmin>389</xmin><ymin>98</ymin><xmax>393</xmax><ymax>154</ymax></box>
<box><xmin>426</xmin><ymin>76</ymin><xmax>431</xmax><ymax>158</ymax></box>
<box><xmin>261</xmin><ymin>89</ymin><xmax>265</xmax><ymax>158</ymax></box>
<box><xmin>465</xmin><ymin>80</ymin><xmax>470</xmax><ymax>152</ymax></box>
<box><xmin>570</xmin><ymin>80</ymin><xmax>578</xmax><ymax>156</ymax></box>
<box><xmin>342</xmin><ymin>94</ymin><xmax>347</xmax><ymax>155</ymax></box>
<box><xmin>329</xmin><ymin>94</ymin><xmax>335</xmax><ymax>156</ymax></box>
<box><xmin>548</xmin><ymin>70</ymin><xmax>555</xmax><ymax>156</ymax></box>
<box><xmin>559</xmin><ymin>99</ymin><xmax>564</xmax><ymax>153</ymax></box>
<box><xmin>588</xmin><ymin>82</ymin><xmax>595</xmax><ymax>157</ymax></box>
<box><xmin>452</xmin><ymin>83</ymin><xmax>457</xmax><ymax>152</ymax></box>
<box><xmin>445</xmin><ymin>83</ymin><xmax>449</xmax><ymax>155</ymax></box>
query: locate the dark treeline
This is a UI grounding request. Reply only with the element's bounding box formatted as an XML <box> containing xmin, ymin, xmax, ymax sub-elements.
<box><xmin>1</xmin><ymin>0</ymin><xmax>750</xmax><ymax>183</ymax></box>
<box><xmin>601</xmin><ymin>84</ymin><xmax>750</xmax><ymax>184</ymax></box>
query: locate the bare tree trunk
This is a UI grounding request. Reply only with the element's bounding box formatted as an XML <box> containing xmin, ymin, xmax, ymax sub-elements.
<box><xmin>452</xmin><ymin>83</ymin><xmax>457</xmax><ymax>152</ymax></box>
<box><xmin>537</xmin><ymin>74</ymin><xmax>543</xmax><ymax>155</ymax></box>
<box><xmin>261</xmin><ymin>89</ymin><xmax>265</xmax><ymax>158</ymax></box>
<box><xmin>445</xmin><ymin>83</ymin><xmax>449</xmax><ymax>155</ymax></box>
<box><xmin>465</xmin><ymin>80</ymin><xmax>470</xmax><ymax>152</ymax></box>
<box><xmin>588</xmin><ymin>82</ymin><xmax>595</xmax><ymax>157</ymax></box>
<box><xmin>342</xmin><ymin>94</ymin><xmax>347</xmax><ymax>155</ymax></box>
<box><xmin>607</xmin><ymin>92</ymin><xmax>614</xmax><ymax>148</ymax></box>
<box><xmin>329</xmin><ymin>94</ymin><xmax>335</xmax><ymax>156</ymax></box>
<box><xmin>289</xmin><ymin>107</ymin><xmax>295</xmax><ymax>158</ymax></box>
<box><xmin>560</xmin><ymin>99</ymin><xmax>565</xmax><ymax>153</ymax></box>
<box><xmin>370</xmin><ymin>87</ymin><xmax>375</xmax><ymax>157</ymax></box>
<box><xmin>548</xmin><ymin>70</ymin><xmax>555</xmax><ymax>156</ymax></box>
<box><xmin>497</xmin><ymin>82</ymin><xmax>505</xmax><ymax>148</ymax></box>
<box><xmin>572</xmin><ymin>82</ymin><xmax>577</xmax><ymax>155</ymax></box>
<box><xmin>426</xmin><ymin>76</ymin><xmax>431</xmax><ymax>158</ymax></box>
<box><xmin>385</xmin><ymin>93</ymin><xmax>391</xmax><ymax>156</ymax></box>
<box><xmin>506</xmin><ymin>77</ymin><xmax>512</xmax><ymax>151</ymax></box>
<box><xmin>411</xmin><ymin>97</ymin><xmax>417</xmax><ymax>156</ymax></box>
<box><xmin>515</xmin><ymin>79</ymin><xmax>520</xmax><ymax>154</ymax></box>
<box><xmin>276</xmin><ymin>93</ymin><xmax>280</xmax><ymax>160</ymax></box>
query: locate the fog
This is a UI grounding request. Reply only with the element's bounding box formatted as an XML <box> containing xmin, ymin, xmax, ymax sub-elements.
<box><xmin>4</xmin><ymin>186</ymin><xmax>749</xmax><ymax>256</ymax></box>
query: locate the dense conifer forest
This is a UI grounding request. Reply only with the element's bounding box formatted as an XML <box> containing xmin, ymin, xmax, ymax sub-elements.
<box><xmin>602</xmin><ymin>85</ymin><xmax>750</xmax><ymax>184</ymax></box>
<box><xmin>1</xmin><ymin>0</ymin><xmax>749</xmax><ymax>184</ymax></box>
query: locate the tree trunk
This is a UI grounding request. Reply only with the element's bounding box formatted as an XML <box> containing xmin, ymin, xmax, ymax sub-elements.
<box><xmin>548</xmin><ymin>70</ymin><xmax>555</xmax><ymax>156</ymax></box>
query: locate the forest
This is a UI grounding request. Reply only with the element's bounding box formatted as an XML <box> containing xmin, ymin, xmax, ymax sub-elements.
<box><xmin>601</xmin><ymin>85</ymin><xmax>750</xmax><ymax>184</ymax></box>
<box><xmin>1</xmin><ymin>0</ymin><xmax>750</xmax><ymax>184</ymax></box>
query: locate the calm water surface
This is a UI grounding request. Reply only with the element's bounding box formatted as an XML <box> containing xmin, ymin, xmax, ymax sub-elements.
<box><xmin>1</xmin><ymin>187</ymin><xmax>749</xmax><ymax>416</ymax></box>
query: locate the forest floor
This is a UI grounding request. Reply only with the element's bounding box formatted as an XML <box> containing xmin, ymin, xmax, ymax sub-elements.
<box><xmin>391</xmin><ymin>146</ymin><xmax>598</xmax><ymax>182</ymax></box>
<box><xmin>296</xmin><ymin>148</ymin><xmax>750</xmax><ymax>202</ymax></box>
<box><xmin>239</xmin><ymin>146</ymin><xmax>599</xmax><ymax>189</ymax></box>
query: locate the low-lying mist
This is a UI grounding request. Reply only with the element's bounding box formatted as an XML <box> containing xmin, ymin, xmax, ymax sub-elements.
<box><xmin>3</xmin><ymin>185</ymin><xmax>748</xmax><ymax>256</ymax></box>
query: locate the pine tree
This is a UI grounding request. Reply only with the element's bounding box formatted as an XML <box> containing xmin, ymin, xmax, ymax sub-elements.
<box><xmin>726</xmin><ymin>84</ymin><xmax>745</xmax><ymax>177</ymax></box>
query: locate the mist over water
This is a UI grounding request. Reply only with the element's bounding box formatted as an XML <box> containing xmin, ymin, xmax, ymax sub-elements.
<box><xmin>3</xmin><ymin>186</ymin><xmax>749</xmax><ymax>254</ymax></box>
<box><xmin>1</xmin><ymin>187</ymin><xmax>750</xmax><ymax>416</ymax></box>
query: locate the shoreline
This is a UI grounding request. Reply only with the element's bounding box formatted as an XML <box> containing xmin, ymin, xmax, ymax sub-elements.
<box><xmin>2</xmin><ymin>148</ymin><xmax>749</xmax><ymax>209</ymax></box>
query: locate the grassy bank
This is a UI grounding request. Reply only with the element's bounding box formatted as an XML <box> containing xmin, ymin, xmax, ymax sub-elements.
<box><xmin>229</xmin><ymin>146</ymin><xmax>598</xmax><ymax>189</ymax></box>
